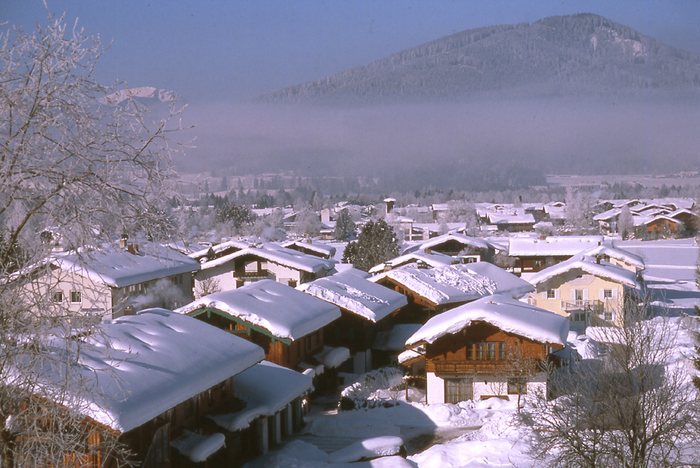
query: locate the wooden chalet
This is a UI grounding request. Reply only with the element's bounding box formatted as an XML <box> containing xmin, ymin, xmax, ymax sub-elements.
<box><xmin>176</xmin><ymin>280</ymin><xmax>345</xmax><ymax>390</ymax></box>
<box><xmin>280</xmin><ymin>239</ymin><xmax>336</xmax><ymax>260</ymax></box>
<box><xmin>411</xmin><ymin>232</ymin><xmax>495</xmax><ymax>263</ymax></box>
<box><xmin>507</xmin><ymin>236</ymin><xmax>603</xmax><ymax>274</ymax></box>
<box><xmin>403</xmin><ymin>295</ymin><xmax>569</xmax><ymax>404</ymax></box>
<box><xmin>18</xmin><ymin>309</ymin><xmax>266</xmax><ymax>466</ymax></box>
<box><xmin>194</xmin><ymin>243</ymin><xmax>335</xmax><ymax>293</ymax></box>
<box><xmin>299</xmin><ymin>270</ymin><xmax>409</xmax><ymax>373</ymax></box>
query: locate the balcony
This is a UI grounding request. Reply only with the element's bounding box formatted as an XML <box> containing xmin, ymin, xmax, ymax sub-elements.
<box><xmin>430</xmin><ymin>360</ymin><xmax>511</xmax><ymax>375</ymax></box>
<box><xmin>561</xmin><ymin>300</ymin><xmax>604</xmax><ymax>313</ymax></box>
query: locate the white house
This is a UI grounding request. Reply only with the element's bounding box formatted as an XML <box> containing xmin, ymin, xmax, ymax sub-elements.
<box><xmin>43</xmin><ymin>241</ymin><xmax>199</xmax><ymax>318</ymax></box>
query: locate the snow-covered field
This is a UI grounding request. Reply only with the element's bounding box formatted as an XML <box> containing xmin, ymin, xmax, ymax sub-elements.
<box><xmin>246</xmin><ymin>314</ymin><xmax>699</xmax><ymax>467</ymax></box>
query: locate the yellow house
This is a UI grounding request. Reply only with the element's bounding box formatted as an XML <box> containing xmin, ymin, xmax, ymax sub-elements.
<box><xmin>527</xmin><ymin>255</ymin><xmax>643</xmax><ymax>329</ymax></box>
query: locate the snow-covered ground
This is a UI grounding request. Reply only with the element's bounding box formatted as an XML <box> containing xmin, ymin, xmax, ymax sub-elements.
<box><xmin>245</xmin><ymin>314</ymin><xmax>699</xmax><ymax>467</ymax></box>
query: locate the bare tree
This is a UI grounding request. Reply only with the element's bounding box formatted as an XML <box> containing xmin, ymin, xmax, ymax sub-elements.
<box><xmin>1</xmin><ymin>14</ymin><xmax>182</xmax><ymax>466</ymax></box>
<box><xmin>504</xmin><ymin>342</ymin><xmax>541</xmax><ymax>413</ymax></box>
<box><xmin>194</xmin><ymin>276</ymin><xmax>221</xmax><ymax>299</ymax></box>
<box><xmin>526</xmin><ymin>301</ymin><xmax>698</xmax><ymax>467</ymax></box>
<box><xmin>617</xmin><ymin>205</ymin><xmax>634</xmax><ymax>240</ymax></box>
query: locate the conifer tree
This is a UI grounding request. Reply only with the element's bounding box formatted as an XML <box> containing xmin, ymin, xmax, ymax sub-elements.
<box><xmin>342</xmin><ymin>219</ymin><xmax>399</xmax><ymax>271</ymax></box>
<box><xmin>334</xmin><ymin>209</ymin><xmax>356</xmax><ymax>241</ymax></box>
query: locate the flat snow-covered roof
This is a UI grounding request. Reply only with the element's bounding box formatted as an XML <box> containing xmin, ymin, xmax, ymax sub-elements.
<box><xmin>299</xmin><ymin>271</ymin><xmax>408</xmax><ymax>322</ymax></box>
<box><xmin>176</xmin><ymin>280</ymin><xmax>340</xmax><ymax>341</ymax></box>
<box><xmin>19</xmin><ymin>309</ymin><xmax>264</xmax><ymax>432</ymax></box>
<box><xmin>210</xmin><ymin>360</ymin><xmax>312</xmax><ymax>432</ymax></box>
<box><xmin>406</xmin><ymin>294</ymin><xmax>569</xmax><ymax>347</ymax></box>
<box><xmin>508</xmin><ymin>236</ymin><xmax>603</xmax><ymax>257</ymax></box>
<box><xmin>54</xmin><ymin>243</ymin><xmax>200</xmax><ymax>288</ymax></box>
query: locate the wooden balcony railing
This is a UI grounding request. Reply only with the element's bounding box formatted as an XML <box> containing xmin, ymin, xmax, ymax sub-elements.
<box><xmin>561</xmin><ymin>299</ymin><xmax>604</xmax><ymax>313</ymax></box>
<box><xmin>429</xmin><ymin>360</ymin><xmax>511</xmax><ymax>375</ymax></box>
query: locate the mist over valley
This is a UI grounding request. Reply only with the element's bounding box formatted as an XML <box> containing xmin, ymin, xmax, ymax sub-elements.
<box><xmin>176</xmin><ymin>14</ymin><xmax>700</xmax><ymax>194</ymax></box>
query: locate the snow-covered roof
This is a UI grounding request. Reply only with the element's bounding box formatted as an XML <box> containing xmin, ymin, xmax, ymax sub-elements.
<box><xmin>210</xmin><ymin>360</ymin><xmax>312</xmax><ymax>432</ymax></box>
<box><xmin>487</xmin><ymin>211</ymin><xmax>536</xmax><ymax>225</ymax></box>
<box><xmin>667</xmin><ymin>208</ymin><xmax>698</xmax><ymax>219</ymax></box>
<box><xmin>176</xmin><ymin>280</ymin><xmax>341</xmax><ymax>341</ymax></box>
<box><xmin>417</xmin><ymin>232</ymin><xmax>491</xmax><ymax>252</ymax></box>
<box><xmin>54</xmin><ymin>243</ymin><xmax>200</xmax><ymax>288</ymax></box>
<box><xmin>281</xmin><ymin>240</ymin><xmax>336</xmax><ymax>258</ymax></box>
<box><xmin>528</xmin><ymin>255</ymin><xmax>641</xmax><ymax>289</ymax></box>
<box><xmin>455</xmin><ymin>262</ymin><xmax>535</xmax><ymax>298</ymax></box>
<box><xmin>508</xmin><ymin>236</ymin><xmax>603</xmax><ymax>257</ymax></box>
<box><xmin>593</xmin><ymin>208</ymin><xmax>621</xmax><ymax>222</ymax></box>
<box><xmin>368</xmin><ymin>250</ymin><xmax>455</xmax><ymax>274</ymax></box>
<box><xmin>543</xmin><ymin>203</ymin><xmax>567</xmax><ymax>219</ymax></box>
<box><xmin>189</xmin><ymin>239</ymin><xmax>251</xmax><ymax>261</ymax></box>
<box><xmin>17</xmin><ymin>309</ymin><xmax>264</xmax><ymax>432</ymax></box>
<box><xmin>406</xmin><ymin>295</ymin><xmax>569</xmax><ymax>347</ymax></box>
<box><xmin>639</xmin><ymin>215</ymin><xmax>683</xmax><ymax>226</ymax></box>
<box><xmin>299</xmin><ymin>271</ymin><xmax>408</xmax><ymax>322</ymax></box>
<box><xmin>199</xmin><ymin>243</ymin><xmax>335</xmax><ymax>273</ymax></box>
<box><xmin>370</xmin><ymin>265</ymin><xmax>500</xmax><ymax>307</ymax></box>
<box><xmin>582</xmin><ymin>245</ymin><xmax>645</xmax><ymax>269</ymax></box>
<box><xmin>614</xmin><ymin>238</ymin><xmax>699</xmax><ymax>282</ymax></box>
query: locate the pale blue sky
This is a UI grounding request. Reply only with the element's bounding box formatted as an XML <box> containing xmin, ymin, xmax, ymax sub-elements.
<box><xmin>5</xmin><ymin>1</ymin><xmax>700</xmax><ymax>103</ymax></box>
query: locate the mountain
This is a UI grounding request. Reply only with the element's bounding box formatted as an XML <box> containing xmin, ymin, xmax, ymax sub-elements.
<box><xmin>260</xmin><ymin>13</ymin><xmax>700</xmax><ymax>104</ymax></box>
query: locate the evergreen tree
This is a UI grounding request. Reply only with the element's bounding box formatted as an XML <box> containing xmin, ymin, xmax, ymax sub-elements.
<box><xmin>334</xmin><ymin>209</ymin><xmax>356</xmax><ymax>240</ymax></box>
<box><xmin>342</xmin><ymin>219</ymin><xmax>399</xmax><ymax>271</ymax></box>
<box><xmin>215</xmin><ymin>200</ymin><xmax>256</xmax><ymax>231</ymax></box>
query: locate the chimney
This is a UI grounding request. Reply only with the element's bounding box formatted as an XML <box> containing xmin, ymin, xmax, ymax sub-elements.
<box><xmin>321</xmin><ymin>208</ymin><xmax>331</xmax><ymax>224</ymax></box>
<box><xmin>384</xmin><ymin>198</ymin><xmax>395</xmax><ymax>214</ymax></box>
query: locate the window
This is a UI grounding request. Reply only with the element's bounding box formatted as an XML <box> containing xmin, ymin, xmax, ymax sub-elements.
<box><xmin>574</xmin><ymin>289</ymin><xmax>584</xmax><ymax>302</ymax></box>
<box><xmin>603</xmin><ymin>289</ymin><xmax>613</xmax><ymax>299</ymax></box>
<box><xmin>508</xmin><ymin>377</ymin><xmax>527</xmax><ymax>394</ymax></box>
<box><xmin>486</xmin><ymin>342</ymin><xmax>496</xmax><ymax>360</ymax></box>
<box><xmin>70</xmin><ymin>291</ymin><xmax>82</xmax><ymax>303</ymax></box>
<box><xmin>546</xmin><ymin>289</ymin><xmax>556</xmax><ymax>299</ymax></box>
<box><xmin>52</xmin><ymin>291</ymin><xmax>64</xmax><ymax>303</ymax></box>
<box><xmin>476</xmin><ymin>343</ymin><xmax>485</xmax><ymax>360</ymax></box>
<box><xmin>470</xmin><ymin>342</ymin><xmax>505</xmax><ymax>360</ymax></box>
<box><xmin>444</xmin><ymin>378</ymin><xmax>473</xmax><ymax>403</ymax></box>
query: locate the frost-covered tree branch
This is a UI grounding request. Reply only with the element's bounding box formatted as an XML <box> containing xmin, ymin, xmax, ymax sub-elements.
<box><xmin>0</xmin><ymin>13</ymin><xmax>183</xmax><ymax>466</ymax></box>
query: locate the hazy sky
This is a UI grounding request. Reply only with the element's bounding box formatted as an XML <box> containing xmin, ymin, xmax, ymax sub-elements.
<box><xmin>5</xmin><ymin>1</ymin><xmax>700</xmax><ymax>103</ymax></box>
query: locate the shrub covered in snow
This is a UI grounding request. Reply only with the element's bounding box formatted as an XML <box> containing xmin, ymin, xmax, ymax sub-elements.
<box><xmin>339</xmin><ymin>367</ymin><xmax>405</xmax><ymax>410</ymax></box>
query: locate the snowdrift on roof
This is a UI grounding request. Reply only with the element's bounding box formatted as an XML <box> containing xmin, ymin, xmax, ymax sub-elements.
<box><xmin>299</xmin><ymin>271</ymin><xmax>408</xmax><ymax>322</ymax></box>
<box><xmin>406</xmin><ymin>294</ymin><xmax>569</xmax><ymax>347</ymax></box>
<box><xmin>55</xmin><ymin>243</ymin><xmax>199</xmax><ymax>288</ymax></box>
<box><xmin>12</xmin><ymin>309</ymin><xmax>264</xmax><ymax>432</ymax></box>
<box><xmin>176</xmin><ymin>280</ymin><xmax>340</xmax><ymax>340</ymax></box>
